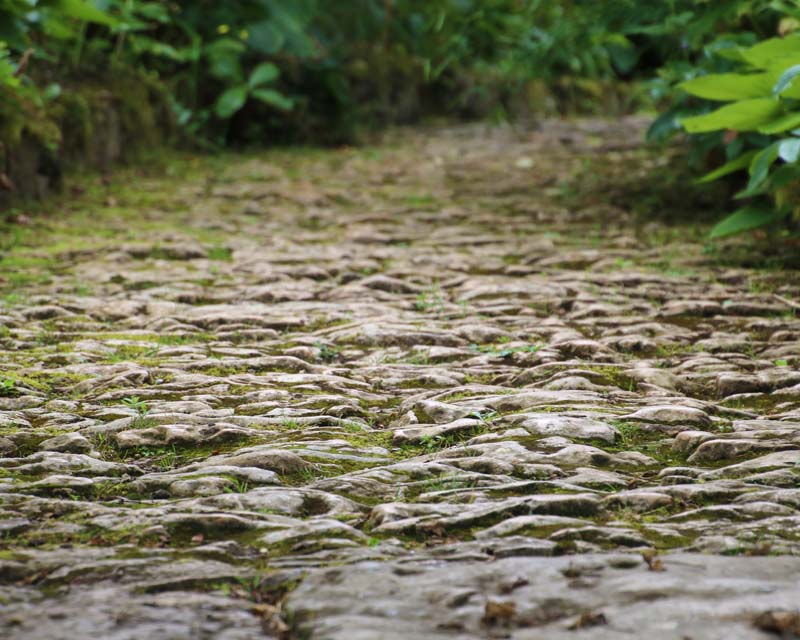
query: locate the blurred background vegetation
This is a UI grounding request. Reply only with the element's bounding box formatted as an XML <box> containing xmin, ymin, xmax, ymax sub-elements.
<box><xmin>2</xmin><ymin>0</ymin><xmax>800</xmax><ymax>239</ymax></box>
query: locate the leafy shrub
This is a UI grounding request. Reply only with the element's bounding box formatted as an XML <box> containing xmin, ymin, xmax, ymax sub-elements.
<box><xmin>1</xmin><ymin>0</ymin><xmax>700</xmax><ymax>146</ymax></box>
<box><xmin>677</xmin><ymin>31</ymin><xmax>800</xmax><ymax>237</ymax></box>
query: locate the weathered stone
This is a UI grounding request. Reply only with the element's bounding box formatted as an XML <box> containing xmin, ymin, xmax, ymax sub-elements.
<box><xmin>38</xmin><ymin>433</ymin><xmax>93</xmax><ymax>454</ymax></box>
<box><xmin>393</xmin><ymin>418</ymin><xmax>481</xmax><ymax>445</ymax></box>
<box><xmin>2</xmin><ymin>119</ymin><xmax>800</xmax><ymax>639</ymax></box>
<box><xmin>622</xmin><ymin>405</ymin><xmax>711</xmax><ymax>427</ymax></box>
<box><xmin>517</xmin><ymin>415</ymin><xmax>618</xmax><ymax>443</ymax></box>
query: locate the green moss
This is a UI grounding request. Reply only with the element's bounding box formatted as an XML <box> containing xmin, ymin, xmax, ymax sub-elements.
<box><xmin>208</xmin><ymin>245</ymin><xmax>233</xmax><ymax>261</ymax></box>
<box><xmin>53</xmin><ymin>92</ymin><xmax>93</xmax><ymax>157</ymax></box>
<box><xmin>721</xmin><ymin>392</ymin><xmax>798</xmax><ymax>415</ymax></box>
<box><xmin>2</xmin><ymin>371</ymin><xmax>92</xmax><ymax>397</ymax></box>
<box><xmin>582</xmin><ymin>365</ymin><xmax>639</xmax><ymax>392</ymax></box>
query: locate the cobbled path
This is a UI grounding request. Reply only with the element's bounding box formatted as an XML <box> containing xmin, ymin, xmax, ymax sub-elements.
<box><xmin>2</xmin><ymin>119</ymin><xmax>800</xmax><ymax>639</ymax></box>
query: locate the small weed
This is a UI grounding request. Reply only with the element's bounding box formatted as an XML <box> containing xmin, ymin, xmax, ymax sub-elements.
<box><xmin>0</xmin><ymin>376</ymin><xmax>18</xmax><ymax>397</ymax></box>
<box><xmin>421</xmin><ymin>473</ymin><xmax>477</xmax><ymax>493</ymax></box>
<box><xmin>295</xmin><ymin>467</ymin><xmax>322</xmax><ymax>483</ymax></box>
<box><xmin>35</xmin><ymin>329</ymin><xmax>61</xmax><ymax>346</ymax></box>
<box><xmin>122</xmin><ymin>396</ymin><xmax>149</xmax><ymax>416</ymax></box>
<box><xmin>611</xmin><ymin>420</ymin><xmax>647</xmax><ymax>445</ymax></box>
<box><xmin>107</xmin><ymin>345</ymin><xmax>159</xmax><ymax>363</ymax></box>
<box><xmin>93</xmin><ymin>433</ymin><xmax>116</xmax><ymax>458</ymax></box>
<box><xmin>156</xmin><ymin>445</ymin><xmax>179</xmax><ymax>470</ymax></box>
<box><xmin>404</xmin><ymin>193</ymin><xmax>436</xmax><ymax>208</ymax></box>
<box><xmin>208</xmin><ymin>245</ymin><xmax>233</xmax><ymax>261</ymax></box>
<box><xmin>224</xmin><ymin>478</ymin><xmax>249</xmax><ymax>493</ymax></box>
<box><xmin>315</xmin><ymin>341</ymin><xmax>341</xmax><ymax>363</ymax></box>
<box><xmin>418</xmin><ymin>432</ymin><xmax>469</xmax><ymax>452</ymax></box>
<box><xmin>406</xmin><ymin>352</ymin><xmax>430</xmax><ymax>365</ymax></box>
<box><xmin>470</xmin><ymin>409</ymin><xmax>498</xmax><ymax>425</ymax></box>
<box><xmin>414</xmin><ymin>285</ymin><xmax>446</xmax><ymax>313</ymax></box>
<box><xmin>157</xmin><ymin>333</ymin><xmax>213</xmax><ymax>345</ymax></box>
<box><xmin>342</xmin><ymin>421</ymin><xmax>365</xmax><ymax>433</ymax></box>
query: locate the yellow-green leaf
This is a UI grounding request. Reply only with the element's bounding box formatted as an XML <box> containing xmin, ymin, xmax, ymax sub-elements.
<box><xmin>214</xmin><ymin>85</ymin><xmax>248</xmax><ymax>119</ymax></box>
<box><xmin>679</xmin><ymin>73</ymin><xmax>774</xmax><ymax>101</ymax></box>
<box><xmin>710</xmin><ymin>205</ymin><xmax>790</xmax><ymax>238</ymax></box>
<box><xmin>758</xmin><ymin>111</ymin><xmax>800</xmax><ymax>134</ymax></box>
<box><xmin>681</xmin><ymin>99</ymin><xmax>783</xmax><ymax>133</ymax></box>
<box><xmin>741</xmin><ymin>35</ymin><xmax>800</xmax><ymax>69</ymax></box>
<box><xmin>696</xmin><ymin>150</ymin><xmax>757</xmax><ymax>183</ymax></box>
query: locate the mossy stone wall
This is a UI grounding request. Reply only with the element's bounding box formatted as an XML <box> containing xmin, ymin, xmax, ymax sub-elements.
<box><xmin>0</xmin><ymin>71</ymin><xmax>173</xmax><ymax>212</ymax></box>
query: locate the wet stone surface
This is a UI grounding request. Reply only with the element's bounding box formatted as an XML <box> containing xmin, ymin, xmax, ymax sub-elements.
<box><xmin>1</xmin><ymin>119</ymin><xmax>799</xmax><ymax>638</ymax></box>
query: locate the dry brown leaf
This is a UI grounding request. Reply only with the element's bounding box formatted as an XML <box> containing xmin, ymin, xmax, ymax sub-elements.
<box><xmin>568</xmin><ymin>610</ymin><xmax>608</xmax><ymax>630</ymax></box>
<box><xmin>499</xmin><ymin>577</ymin><xmax>529</xmax><ymax>594</ymax></box>
<box><xmin>482</xmin><ymin>599</ymin><xmax>516</xmax><ymax>627</ymax></box>
<box><xmin>754</xmin><ymin>610</ymin><xmax>800</xmax><ymax>636</ymax></box>
<box><xmin>641</xmin><ymin>549</ymin><xmax>665</xmax><ymax>572</ymax></box>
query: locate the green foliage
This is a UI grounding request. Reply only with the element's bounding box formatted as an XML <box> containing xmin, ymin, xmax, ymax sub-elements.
<box><xmin>0</xmin><ymin>0</ymin><xmax>798</xmax><ymax>248</ymax></box>
<box><xmin>0</xmin><ymin>376</ymin><xmax>18</xmax><ymax>397</ymax></box>
<box><xmin>214</xmin><ymin>62</ymin><xmax>291</xmax><ymax>119</ymax></box>
<box><xmin>674</xmin><ymin>29</ymin><xmax>800</xmax><ymax>237</ymax></box>
<box><xmin>314</xmin><ymin>341</ymin><xmax>341</xmax><ymax>363</ymax></box>
<box><xmin>122</xmin><ymin>395</ymin><xmax>148</xmax><ymax>416</ymax></box>
<box><xmin>4</xmin><ymin>0</ymin><xmax>734</xmax><ymax>146</ymax></box>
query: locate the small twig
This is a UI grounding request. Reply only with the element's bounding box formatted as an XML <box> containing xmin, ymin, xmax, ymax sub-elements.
<box><xmin>13</xmin><ymin>48</ymin><xmax>34</xmax><ymax>77</ymax></box>
<box><xmin>774</xmin><ymin>294</ymin><xmax>800</xmax><ymax>311</ymax></box>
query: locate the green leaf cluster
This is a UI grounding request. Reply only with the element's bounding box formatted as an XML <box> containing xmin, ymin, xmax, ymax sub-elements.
<box><xmin>678</xmin><ymin>32</ymin><xmax>800</xmax><ymax>237</ymax></box>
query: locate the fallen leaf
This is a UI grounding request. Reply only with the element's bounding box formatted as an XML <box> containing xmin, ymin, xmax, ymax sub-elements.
<box><xmin>561</xmin><ymin>564</ymin><xmax>582</xmax><ymax>579</ymax></box>
<box><xmin>641</xmin><ymin>549</ymin><xmax>665</xmax><ymax>572</ymax></box>
<box><xmin>251</xmin><ymin>603</ymin><xmax>278</xmax><ymax>618</ymax></box>
<box><xmin>568</xmin><ymin>610</ymin><xmax>607</xmax><ymax>630</ymax></box>
<box><xmin>482</xmin><ymin>599</ymin><xmax>516</xmax><ymax>627</ymax></box>
<box><xmin>754</xmin><ymin>610</ymin><xmax>800</xmax><ymax>636</ymax></box>
<box><xmin>499</xmin><ymin>577</ymin><xmax>529</xmax><ymax>594</ymax></box>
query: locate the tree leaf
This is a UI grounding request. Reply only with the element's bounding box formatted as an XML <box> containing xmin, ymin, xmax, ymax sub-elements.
<box><xmin>205</xmin><ymin>38</ymin><xmax>246</xmax><ymax>82</ymax></box>
<box><xmin>50</xmin><ymin>0</ymin><xmax>118</xmax><ymax>25</ymax></box>
<box><xmin>251</xmin><ymin>88</ymin><xmax>294</xmax><ymax>111</ymax></box>
<box><xmin>710</xmin><ymin>205</ymin><xmax>790</xmax><ymax>238</ymax></box>
<box><xmin>757</xmin><ymin>110</ymin><xmax>800</xmax><ymax>134</ymax></box>
<box><xmin>605</xmin><ymin>34</ymin><xmax>638</xmax><ymax>74</ymax></box>
<box><xmin>741</xmin><ymin>35</ymin><xmax>800</xmax><ymax>69</ymax></box>
<box><xmin>248</xmin><ymin>21</ymin><xmax>285</xmax><ymax>55</ymax></box>
<box><xmin>771</xmin><ymin>163</ymin><xmax>800</xmax><ymax>189</ymax></box>
<box><xmin>732</xmin><ymin>142</ymin><xmax>782</xmax><ymax>200</ymax></box>
<box><xmin>745</xmin><ymin>142</ymin><xmax>780</xmax><ymax>192</ymax></box>
<box><xmin>696</xmin><ymin>150</ymin><xmax>757</xmax><ymax>183</ymax></box>
<box><xmin>778</xmin><ymin>137</ymin><xmax>800</xmax><ymax>162</ymax></box>
<box><xmin>214</xmin><ymin>84</ymin><xmax>248</xmax><ymax>119</ymax></box>
<box><xmin>773</xmin><ymin>64</ymin><xmax>800</xmax><ymax>95</ymax></box>
<box><xmin>681</xmin><ymin>98</ymin><xmax>783</xmax><ymax>133</ymax></box>
<box><xmin>680</xmin><ymin>73</ymin><xmax>773</xmax><ymax>101</ymax></box>
<box><xmin>646</xmin><ymin>106</ymin><xmax>695</xmax><ymax>142</ymax></box>
<box><xmin>248</xmin><ymin>62</ymin><xmax>280</xmax><ymax>89</ymax></box>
